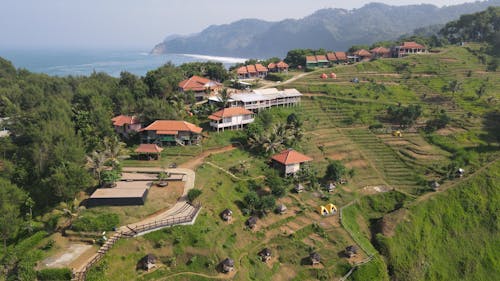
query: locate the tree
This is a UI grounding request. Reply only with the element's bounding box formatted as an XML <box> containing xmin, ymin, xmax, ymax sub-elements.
<box><xmin>259</xmin><ymin>195</ymin><xmax>276</xmax><ymax>213</ymax></box>
<box><xmin>243</xmin><ymin>191</ymin><xmax>260</xmax><ymax>213</ymax></box>
<box><xmin>386</xmin><ymin>104</ymin><xmax>422</xmax><ymax>128</ymax></box>
<box><xmin>219</xmin><ymin>88</ymin><xmax>231</xmax><ymax>108</ymax></box>
<box><xmin>0</xmin><ymin>178</ymin><xmax>27</xmax><ymax>250</ymax></box>
<box><xmin>324</xmin><ymin>160</ymin><xmax>346</xmax><ymax>182</ymax></box>
<box><xmin>187</xmin><ymin>189</ymin><xmax>202</xmax><ymax>203</ymax></box>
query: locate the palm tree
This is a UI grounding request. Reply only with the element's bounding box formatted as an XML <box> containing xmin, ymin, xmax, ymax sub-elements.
<box><xmin>86</xmin><ymin>150</ymin><xmax>107</xmax><ymax>185</ymax></box>
<box><xmin>103</xmin><ymin>136</ymin><xmax>126</xmax><ymax>168</ymax></box>
<box><xmin>219</xmin><ymin>88</ymin><xmax>231</xmax><ymax>108</ymax></box>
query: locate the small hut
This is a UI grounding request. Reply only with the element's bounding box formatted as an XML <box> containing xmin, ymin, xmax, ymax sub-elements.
<box><xmin>258</xmin><ymin>248</ymin><xmax>272</xmax><ymax>262</ymax></box>
<box><xmin>431</xmin><ymin>181</ymin><xmax>440</xmax><ymax>191</ymax></box>
<box><xmin>246</xmin><ymin>216</ymin><xmax>258</xmax><ymax>229</ymax></box>
<box><xmin>221</xmin><ymin>209</ymin><xmax>233</xmax><ymax>221</ymax></box>
<box><xmin>310</xmin><ymin>252</ymin><xmax>321</xmax><ymax>265</ymax></box>
<box><xmin>276</xmin><ymin>204</ymin><xmax>287</xmax><ymax>214</ymax></box>
<box><xmin>221</xmin><ymin>258</ymin><xmax>235</xmax><ymax>273</ymax></box>
<box><xmin>326</xmin><ymin>182</ymin><xmax>336</xmax><ymax>193</ymax></box>
<box><xmin>457</xmin><ymin>168</ymin><xmax>465</xmax><ymax>178</ymax></box>
<box><xmin>345</xmin><ymin>245</ymin><xmax>358</xmax><ymax>258</ymax></box>
<box><xmin>330</xmin><ymin>72</ymin><xmax>337</xmax><ymax>79</ymax></box>
<box><xmin>295</xmin><ymin>183</ymin><xmax>305</xmax><ymax>193</ymax></box>
<box><xmin>138</xmin><ymin>254</ymin><xmax>157</xmax><ymax>271</ymax></box>
<box><xmin>320</xmin><ymin>73</ymin><xmax>328</xmax><ymax>79</ymax></box>
<box><xmin>135</xmin><ymin>144</ymin><xmax>163</xmax><ymax>160</ymax></box>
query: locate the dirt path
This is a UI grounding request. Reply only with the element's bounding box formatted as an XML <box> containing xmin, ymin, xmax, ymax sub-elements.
<box><xmin>259</xmin><ymin>72</ymin><xmax>311</xmax><ymax>89</ymax></box>
<box><xmin>160</xmin><ymin>271</ymin><xmax>231</xmax><ymax>280</ymax></box>
<box><xmin>179</xmin><ymin>145</ymin><xmax>236</xmax><ymax>170</ymax></box>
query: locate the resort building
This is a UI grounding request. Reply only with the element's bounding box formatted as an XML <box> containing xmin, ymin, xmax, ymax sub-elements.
<box><xmin>208</xmin><ymin>107</ymin><xmax>255</xmax><ymax>132</ymax></box>
<box><xmin>393</xmin><ymin>41</ymin><xmax>427</xmax><ymax>58</ymax></box>
<box><xmin>236</xmin><ymin>64</ymin><xmax>268</xmax><ymax>79</ymax></box>
<box><xmin>267</xmin><ymin>61</ymin><xmax>289</xmax><ymax>73</ymax></box>
<box><xmin>271</xmin><ymin>149</ymin><xmax>313</xmax><ymax>176</ymax></box>
<box><xmin>178</xmin><ymin>75</ymin><xmax>222</xmax><ymax>101</ymax></box>
<box><xmin>370</xmin><ymin>46</ymin><xmax>391</xmax><ymax>58</ymax></box>
<box><xmin>112</xmin><ymin>115</ymin><xmax>142</xmax><ymax>136</ymax></box>
<box><xmin>140</xmin><ymin>120</ymin><xmax>202</xmax><ymax>146</ymax></box>
<box><xmin>353</xmin><ymin>49</ymin><xmax>372</xmax><ymax>61</ymax></box>
<box><xmin>306</xmin><ymin>55</ymin><xmax>329</xmax><ymax>68</ymax></box>
<box><xmin>134</xmin><ymin>144</ymin><xmax>163</xmax><ymax>160</ymax></box>
<box><xmin>209</xmin><ymin>88</ymin><xmax>302</xmax><ymax>112</ymax></box>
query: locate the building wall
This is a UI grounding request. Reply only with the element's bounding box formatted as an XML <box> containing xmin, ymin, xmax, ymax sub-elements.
<box><xmin>285</xmin><ymin>163</ymin><xmax>301</xmax><ymax>174</ymax></box>
<box><xmin>210</xmin><ymin>114</ymin><xmax>254</xmax><ymax>130</ymax></box>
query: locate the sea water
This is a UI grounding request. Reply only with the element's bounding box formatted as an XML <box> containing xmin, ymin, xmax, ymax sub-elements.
<box><xmin>0</xmin><ymin>48</ymin><xmax>246</xmax><ymax>77</ymax></box>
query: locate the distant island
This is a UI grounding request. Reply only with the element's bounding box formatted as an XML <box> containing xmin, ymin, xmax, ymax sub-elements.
<box><xmin>151</xmin><ymin>0</ymin><xmax>500</xmax><ymax>58</ymax></box>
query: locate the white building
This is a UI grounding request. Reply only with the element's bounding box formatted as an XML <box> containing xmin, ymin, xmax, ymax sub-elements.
<box><xmin>208</xmin><ymin>107</ymin><xmax>255</xmax><ymax>132</ymax></box>
<box><xmin>209</xmin><ymin>88</ymin><xmax>302</xmax><ymax>112</ymax></box>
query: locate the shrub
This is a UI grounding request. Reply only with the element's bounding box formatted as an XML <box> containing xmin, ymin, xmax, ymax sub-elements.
<box><xmin>37</xmin><ymin>268</ymin><xmax>72</xmax><ymax>281</ymax></box>
<box><xmin>72</xmin><ymin>213</ymin><xmax>119</xmax><ymax>232</ymax></box>
<box><xmin>187</xmin><ymin>189</ymin><xmax>202</xmax><ymax>203</ymax></box>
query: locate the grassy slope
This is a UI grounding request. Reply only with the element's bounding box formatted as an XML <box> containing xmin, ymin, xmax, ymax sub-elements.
<box><xmin>378</xmin><ymin>161</ymin><xmax>500</xmax><ymax>281</ymax></box>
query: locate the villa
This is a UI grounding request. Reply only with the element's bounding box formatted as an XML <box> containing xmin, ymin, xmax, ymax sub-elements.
<box><xmin>112</xmin><ymin>115</ymin><xmax>142</xmax><ymax>136</ymax></box>
<box><xmin>353</xmin><ymin>49</ymin><xmax>372</xmax><ymax>61</ymax></box>
<box><xmin>140</xmin><ymin>120</ymin><xmax>202</xmax><ymax>146</ymax></box>
<box><xmin>208</xmin><ymin>107</ymin><xmax>255</xmax><ymax>132</ymax></box>
<box><xmin>236</xmin><ymin>64</ymin><xmax>268</xmax><ymax>79</ymax></box>
<box><xmin>370</xmin><ymin>46</ymin><xmax>391</xmax><ymax>58</ymax></box>
<box><xmin>209</xmin><ymin>88</ymin><xmax>302</xmax><ymax>112</ymax></box>
<box><xmin>393</xmin><ymin>41</ymin><xmax>427</xmax><ymax>58</ymax></box>
<box><xmin>178</xmin><ymin>75</ymin><xmax>222</xmax><ymax>101</ymax></box>
<box><xmin>267</xmin><ymin>61</ymin><xmax>289</xmax><ymax>73</ymax></box>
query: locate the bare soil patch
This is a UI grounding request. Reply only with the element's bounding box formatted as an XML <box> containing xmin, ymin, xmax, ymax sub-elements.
<box><xmin>42</xmin><ymin>243</ymin><xmax>93</xmax><ymax>269</ymax></box>
<box><xmin>435</xmin><ymin>127</ymin><xmax>466</xmax><ymax>136</ymax></box>
<box><xmin>328</xmin><ymin>152</ymin><xmax>348</xmax><ymax>160</ymax></box>
<box><xmin>345</xmin><ymin>159</ymin><xmax>368</xmax><ymax>168</ymax></box>
<box><xmin>361</xmin><ymin>185</ymin><xmax>392</xmax><ymax>195</ymax></box>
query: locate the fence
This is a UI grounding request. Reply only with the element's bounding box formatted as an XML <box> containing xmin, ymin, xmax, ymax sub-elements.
<box><xmin>72</xmin><ymin>203</ymin><xmax>201</xmax><ymax>281</ymax></box>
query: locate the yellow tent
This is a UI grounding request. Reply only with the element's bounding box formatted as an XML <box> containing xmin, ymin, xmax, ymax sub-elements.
<box><xmin>325</xmin><ymin>203</ymin><xmax>337</xmax><ymax>214</ymax></box>
<box><xmin>392</xmin><ymin>130</ymin><xmax>403</xmax><ymax>137</ymax></box>
<box><xmin>317</xmin><ymin>206</ymin><xmax>329</xmax><ymax>216</ymax></box>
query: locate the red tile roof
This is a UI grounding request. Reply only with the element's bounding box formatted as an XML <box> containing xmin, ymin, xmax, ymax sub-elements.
<box><xmin>142</xmin><ymin>120</ymin><xmax>202</xmax><ymax>134</ymax></box>
<box><xmin>370</xmin><ymin>47</ymin><xmax>390</xmax><ymax>54</ymax></box>
<box><xmin>267</xmin><ymin>62</ymin><xmax>276</xmax><ymax>69</ymax></box>
<box><xmin>246</xmin><ymin>65</ymin><xmax>257</xmax><ymax>73</ymax></box>
<box><xmin>354</xmin><ymin>49</ymin><xmax>372</xmax><ymax>57</ymax></box>
<box><xmin>208</xmin><ymin>107</ymin><xmax>253</xmax><ymax>121</ymax></box>
<box><xmin>315</xmin><ymin>55</ymin><xmax>328</xmax><ymax>62</ymax></box>
<box><xmin>401</xmin><ymin>42</ymin><xmax>425</xmax><ymax>49</ymax></box>
<box><xmin>255</xmin><ymin>63</ymin><xmax>268</xmax><ymax>72</ymax></box>
<box><xmin>306</xmin><ymin>56</ymin><xmax>317</xmax><ymax>63</ymax></box>
<box><xmin>276</xmin><ymin>61</ymin><xmax>288</xmax><ymax>68</ymax></box>
<box><xmin>326</xmin><ymin>52</ymin><xmax>336</xmax><ymax>61</ymax></box>
<box><xmin>112</xmin><ymin>115</ymin><xmax>140</xmax><ymax>126</ymax></box>
<box><xmin>237</xmin><ymin>66</ymin><xmax>248</xmax><ymax>74</ymax></box>
<box><xmin>271</xmin><ymin>149</ymin><xmax>313</xmax><ymax>165</ymax></box>
<box><xmin>178</xmin><ymin>75</ymin><xmax>220</xmax><ymax>92</ymax></box>
<box><xmin>135</xmin><ymin>144</ymin><xmax>163</xmax><ymax>154</ymax></box>
<box><xmin>334</xmin><ymin>52</ymin><xmax>347</xmax><ymax>60</ymax></box>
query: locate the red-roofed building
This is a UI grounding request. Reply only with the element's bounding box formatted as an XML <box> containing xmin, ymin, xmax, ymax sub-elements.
<box><xmin>393</xmin><ymin>42</ymin><xmax>426</xmax><ymax>58</ymax></box>
<box><xmin>178</xmin><ymin>75</ymin><xmax>222</xmax><ymax>101</ymax></box>
<box><xmin>306</xmin><ymin>56</ymin><xmax>318</xmax><ymax>68</ymax></box>
<box><xmin>353</xmin><ymin>49</ymin><xmax>372</xmax><ymax>61</ymax></box>
<box><xmin>208</xmin><ymin>107</ymin><xmax>255</xmax><ymax>132</ymax></box>
<box><xmin>271</xmin><ymin>149</ymin><xmax>313</xmax><ymax>176</ymax></box>
<box><xmin>334</xmin><ymin>52</ymin><xmax>348</xmax><ymax>63</ymax></box>
<box><xmin>315</xmin><ymin>55</ymin><xmax>329</xmax><ymax>67</ymax></box>
<box><xmin>268</xmin><ymin>61</ymin><xmax>289</xmax><ymax>73</ymax></box>
<box><xmin>135</xmin><ymin>144</ymin><xmax>164</xmax><ymax>160</ymax></box>
<box><xmin>236</xmin><ymin>64</ymin><xmax>268</xmax><ymax>79</ymax></box>
<box><xmin>141</xmin><ymin>120</ymin><xmax>203</xmax><ymax>146</ymax></box>
<box><xmin>370</xmin><ymin>47</ymin><xmax>391</xmax><ymax>58</ymax></box>
<box><xmin>112</xmin><ymin>115</ymin><xmax>142</xmax><ymax>136</ymax></box>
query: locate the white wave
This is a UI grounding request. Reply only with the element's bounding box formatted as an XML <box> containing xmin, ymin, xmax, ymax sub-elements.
<box><xmin>182</xmin><ymin>53</ymin><xmax>247</xmax><ymax>64</ymax></box>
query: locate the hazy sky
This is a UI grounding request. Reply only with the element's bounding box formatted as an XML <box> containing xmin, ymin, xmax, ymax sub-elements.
<box><xmin>0</xmin><ymin>0</ymin><xmax>483</xmax><ymax>49</ymax></box>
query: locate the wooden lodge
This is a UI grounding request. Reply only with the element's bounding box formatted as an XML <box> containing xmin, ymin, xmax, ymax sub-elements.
<box><xmin>140</xmin><ymin>120</ymin><xmax>202</xmax><ymax>146</ymax></box>
<box><xmin>178</xmin><ymin>75</ymin><xmax>222</xmax><ymax>101</ymax></box>
<box><xmin>237</xmin><ymin>64</ymin><xmax>268</xmax><ymax>79</ymax></box>
<box><xmin>310</xmin><ymin>252</ymin><xmax>321</xmax><ymax>265</ymax></box>
<box><xmin>221</xmin><ymin>258</ymin><xmax>235</xmax><ymax>273</ymax></box>
<box><xmin>208</xmin><ymin>107</ymin><xmax>255</xmax><ymax>132</ymax></box>
<box><xmin>221</xmin><ymin>208</ymin><xmax>233</xmax><ymax>221</ymax></box>
<box><xmin>271</xmin><ymin>149</ymin><xmax>313</xmax><ymax>176</ymax></box>
<box><xmin>137</xmin><ymin>254</ymin><xmax>157</xmax><ymax>271</ymax></box>
<box><xmin>258</xmin><ymin>248</ymin><xmax>272</xmax><ymax>262</ymax></box>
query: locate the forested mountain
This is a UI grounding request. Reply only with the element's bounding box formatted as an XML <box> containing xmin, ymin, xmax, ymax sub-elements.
<box><xmin>152</xmin><ymin>0</ymin><xmax>500</xmax><ymax>57</ymax></box>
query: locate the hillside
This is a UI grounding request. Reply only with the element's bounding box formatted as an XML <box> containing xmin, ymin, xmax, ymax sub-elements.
<box><xmin>151</xmin><ymin>0</ymin><xmax>500</xmax><ymax>57</ymax></box>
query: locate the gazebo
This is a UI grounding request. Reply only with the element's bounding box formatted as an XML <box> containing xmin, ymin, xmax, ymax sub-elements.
<box><xmin>138</xmin><ymin>254</ymin><xmax>157</xmax><ymax>271</ymax></box>
<box><xmin>246</xmin><ymin>216</ymin><xmax>258</xmax><ymax>229</ymax></box>
<box><xmin>221</xmin><ymin>208</ymin><xmax>233</xmax><ymax>221</ymax></box>
<box><xmin>345</xmin><ymin>245</ymin><xmax>358</xmax><ymax>258</ymax></box>
<box><xmin>135</xmin><ymin>144</ymin><xmax>163</xmax><ymax>160</ymax></box>
<box><xmin>221</xmin><ymin>258</ymin><xmax>235</xmax><ymax>273</ymax></box>
<box><xmin>258</xmin><ymin>248</ymin><xmax>272</xmax><ymax>262</ymax></box>
<box><xmin>295</xmin><ymin>183</ymin><xmax>305</xmax><ymax>193</ymax></box>
<box><xmin>310</xmin><ymin>252</ymin><xmax>321</xmax><ymax>265</ymax></box>
<box><xmin>276</xmin><ymin>204</ymin><xmax>287</xmax><ymax>214</ymax></box>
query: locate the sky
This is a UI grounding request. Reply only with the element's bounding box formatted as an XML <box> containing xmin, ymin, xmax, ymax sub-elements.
<box><xmin>0</xmin><ymin>0</ymin><xmax>484</xmax><ymax>50</ymax></box>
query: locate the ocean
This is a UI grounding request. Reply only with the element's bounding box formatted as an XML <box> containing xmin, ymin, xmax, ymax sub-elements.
<box><xmin>0</xmin><ymin>48</ymin><xmax>247</xmax><ymax>77</ymax></box>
